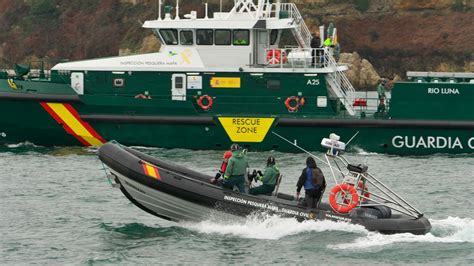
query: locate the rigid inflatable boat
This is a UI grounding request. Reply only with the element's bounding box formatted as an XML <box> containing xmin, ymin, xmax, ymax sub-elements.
<box><xmin>98</xmin><ymin>134</ymin><xmax>431</xmax><ymax>235</ymax></box>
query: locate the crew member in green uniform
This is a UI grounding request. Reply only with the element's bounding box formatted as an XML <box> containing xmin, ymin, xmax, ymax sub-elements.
<box><xmin>223</xmin><ymin>144</ymin><xmax>248</xmax><ymax>193</ymax></box>
<box><xmin>249</xmin><ymin>156</ymin><xmax>280</xmax><ymax>195</ymax></box>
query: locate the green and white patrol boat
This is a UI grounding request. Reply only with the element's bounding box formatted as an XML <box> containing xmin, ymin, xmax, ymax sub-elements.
<box><xmin>0</xmin><ymin>0</ymin><xmax>473</xmax><ymax>155</ymax></box>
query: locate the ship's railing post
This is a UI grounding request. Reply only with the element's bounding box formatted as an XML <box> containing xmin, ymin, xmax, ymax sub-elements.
<box><xmin>158</xmin><ymin>0</ymin><xmax>162</xmax><ymax>20</ymax></box>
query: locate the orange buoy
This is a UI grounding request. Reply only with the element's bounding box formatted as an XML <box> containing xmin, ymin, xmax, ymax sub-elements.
<box><xmin>329</xmin><ymin>183</ymin><xmax>359</xmax><ymax>213</ymax></box>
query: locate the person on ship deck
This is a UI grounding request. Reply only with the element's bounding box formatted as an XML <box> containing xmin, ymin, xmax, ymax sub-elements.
<box><xmin>377</xmin><ymin>79</ymin><xmax>388</xmax><ymax>112</ymax></box>
<box><xmin>310</xmin><ymin>34</ymin><xmax>322</xmax><ymax>67</ymax></box>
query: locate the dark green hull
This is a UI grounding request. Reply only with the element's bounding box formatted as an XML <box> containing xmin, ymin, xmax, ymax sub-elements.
<box><xmin>1</xmin><ymin>71</ymin><xmax>473</xmax><ymax>155</ymax></box>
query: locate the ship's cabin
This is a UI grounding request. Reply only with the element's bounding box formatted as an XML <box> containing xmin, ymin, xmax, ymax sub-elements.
<box><xmin>143</xmin><ymin>0</ymin><xmax>335</xmax><ymax>69</ymax></box>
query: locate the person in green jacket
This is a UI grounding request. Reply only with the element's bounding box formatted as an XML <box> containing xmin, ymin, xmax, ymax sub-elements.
<box><xmin>249</xmin><ymin>156</ymin><xmax>280</xmax><ymax>195</ymax></box>
<box><xmin>223</xmin><ymin>144</ymin><xmax>248</xmax><ymax>193</ymax></box>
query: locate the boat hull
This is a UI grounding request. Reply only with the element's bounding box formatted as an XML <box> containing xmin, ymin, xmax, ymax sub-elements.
<box><xmin>98</xmin><ymin>143</ymin><xmax>432</xmax><ymax>235</ymax></box>
<box><xmin>1</xmin><ymin>75</ymin><xmax>473</xmax><ymax>155</ymax></box>
<box><xmin>0</xmin><ymin>97</ymin><xmax>472</xmax><ymax>154</ymax></box>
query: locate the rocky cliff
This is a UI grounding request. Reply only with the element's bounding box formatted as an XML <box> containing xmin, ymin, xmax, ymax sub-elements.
<box><xmin>0</xmin><ymin>0</ymin><xmax>472</xmax><ymax>89</ymax></box>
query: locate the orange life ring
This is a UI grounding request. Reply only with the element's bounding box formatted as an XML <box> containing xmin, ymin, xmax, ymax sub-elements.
<box><xmin>285</xmin><ymin>96</ymin><xmax>302</xmax><ymax>112</ymax></box>
<box><xmin>329</xmin><ymin>183</ymin><xmax>359</xmax><ymax>213</ymax></box>
<box><xmin>266</xmin><ymin>49</ymin><xmax>287</xmax><ymax>65</ymax></box>
<box><xmin>197</xmin><ymin>95</ymin><xmax>213</xmax><ymax>111</ymax></box>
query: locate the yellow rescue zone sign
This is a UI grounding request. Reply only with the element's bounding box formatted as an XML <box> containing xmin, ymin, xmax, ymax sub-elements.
<box><xmin>218</xmin><ymin>117</ymin><xmax>275</xmax><ymax>142</ymax></box>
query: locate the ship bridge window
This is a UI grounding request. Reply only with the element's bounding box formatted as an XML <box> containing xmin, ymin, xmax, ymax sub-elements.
<box><xmin>233</xmin><ymin>30</ymin><xmax>250</xmax><ymax>46</ymax></box>
<box><xmin>160</xmin><ymin>29</ymin><xmax>178</xmax><ymax>45</ymax></box>
<box><xmin>180</xmin><ymin>30</ymin><xmax>194</xmax><ymax>45</ymax></box>
<box><xmin>270</xmin><ymin>30</ymin><xmax>278</xmax><ymax>45</ymax></box>
<box><xmin>197</xmin><ymin>29</ymin><xmax>213</xmax><ymax>45</ymax></box>
<box><xmin>215</xmin><ymin>30</ymin><xmax>231</xmax><ymax>45</ymax></box>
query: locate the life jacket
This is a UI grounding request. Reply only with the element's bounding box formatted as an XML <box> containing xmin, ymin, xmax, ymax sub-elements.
<box><xmin>219</xmin><ymin>160</ymin><xmax>228</xmax><ymax>174</ymax></box>
<box><xmin>304</xmin><ymin>168</ymin><xmax>316</xmax><ymax>190</ymax></box>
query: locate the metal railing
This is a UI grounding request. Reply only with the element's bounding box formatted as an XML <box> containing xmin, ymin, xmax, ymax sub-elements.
<box><xmin>326</xmin><ymin>52</ymin><xmax>356</xmax><ymax>115</ymax></box>
<box><xmin>263</xmin><ymin>47</ymin><xmax>356</xmax><ymax>115</ymax></box>
<box><xmin>264</xmin><ymin>48</ymin><xmax>328</xmax><ymax>69</ymax></box>
<box><xmin>280</xmin><ymin>3</ymin><xmax>311</xmax><ymax>48</ymax></box>
<box><xmin>326</xmin><ymin>153</ymin><xmax>423</xmax><ymax>219</ymax></box>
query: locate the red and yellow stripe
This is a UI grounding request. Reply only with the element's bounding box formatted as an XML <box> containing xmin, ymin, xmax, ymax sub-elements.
<box><xmin>40</xmin><ymin>102</ymin><xmax>106</xmax><ymax>146</ymax></box>
<box><xmin>141</xmin><ymin>161</ymin><xmax>161</xmax><ymax>180</ymax></box>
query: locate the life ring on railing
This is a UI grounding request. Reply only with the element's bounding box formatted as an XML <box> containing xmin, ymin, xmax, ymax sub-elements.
<box><xmin>329</xmin><ymin>183</ymin><xmax>359</xmax><ymax>213</ymax></box>
<box><xmin>266</xmin><ymin>49</ymin><xmax>287</xmax><ymax>65</ymax></box>
<box><xmin>343</xmin><ymin>181</ymin><xmax>370</xmax><ymax>204</ymax></box>
<box><xmin>197</xmin><ymin>95</ymin><xmax>213</xmax><ymax>111</ymax></box>
<box><xmin>285</xmin><ymin>96</ymin><xmax>304</xmax><ymax>112</ymax></box>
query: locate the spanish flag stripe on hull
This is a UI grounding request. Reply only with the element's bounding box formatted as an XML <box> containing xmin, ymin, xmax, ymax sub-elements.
<box><xmin>40</xmin><ymin>102</ymin><xmax>106</xmax><ymax>146</ymax></box>
<box><xmin>62</xmin><ymin>104</ymin><xmax>107</xmax><ymax>143</ymax></box>
<box><xmin>142</xmin><ymin>163</ymin><xmax>161</xmax><ymax>180</ymax></box>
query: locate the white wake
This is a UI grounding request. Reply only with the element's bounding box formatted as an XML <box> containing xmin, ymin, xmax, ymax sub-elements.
<box><xmin>184</xmin><ymin>214</ymin><xmax>367</xmax><ymax>240</ymax></box>
<box><xmin>328</xmin><ymin>216</ymin><xmax>473</xmax><ymax>250</ymax></box>
<box><xmin>185</xmin><ymin>215</ymin><xmax>473</xmax><ymax>248</ymax></box>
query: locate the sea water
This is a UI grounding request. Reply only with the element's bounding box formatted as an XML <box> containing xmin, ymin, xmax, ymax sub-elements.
<box><xmin>1</xmin><ymin>143</ymin><xmax>473</xmax><ymax>264</ymax></box>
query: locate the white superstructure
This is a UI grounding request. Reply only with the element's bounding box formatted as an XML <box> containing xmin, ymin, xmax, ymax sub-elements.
<box><xmin>53</xmin><ymin>0</ymin><xmax>357</xmax><ymax>115</ymax></box>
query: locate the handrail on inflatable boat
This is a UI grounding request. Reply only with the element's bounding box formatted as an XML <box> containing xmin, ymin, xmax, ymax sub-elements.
<box><xmin>273</xmin><ymin>131</ymin><xmax>425</xmax><ymax>219</ymax></box>
<box><xmin>334</xmin><ymin>154</ymin><xmax>423</xmax><ymax>218</ymax></box>
<box><xmin>323</xmin><ymin>135</ymin><xmax>423</xmax><ymax>219</ymax></box>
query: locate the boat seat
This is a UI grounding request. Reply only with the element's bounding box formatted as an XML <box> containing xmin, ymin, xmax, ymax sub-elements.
<box><xmin>347</xmin><ymin>163</ymin><xmax>368</xmax><ymax>173</ymax></box>
<box><xmin>276</xmin><ymin>192</ymin><xmax>294</xmax><ymax>201</ymax></box>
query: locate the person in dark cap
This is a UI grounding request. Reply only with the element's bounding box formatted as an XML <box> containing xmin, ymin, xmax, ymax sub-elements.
<box><xmin>222</xmin><ymin>143</ymin><xmax>248</xmax><ymax>193</ymax></box>
<box><xmin>249</xmin><ymin>156</ymin><xmax>280</xmax><ymax>195</ymax></box>
<box><xmin>296</xmin><ymin>157</ymin><xmax>326</xmax><ymax>208</ymax></box>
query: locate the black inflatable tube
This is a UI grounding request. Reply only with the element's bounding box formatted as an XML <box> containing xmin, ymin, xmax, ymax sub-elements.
<box><xmin>84</xmin><ymin>114</ymin><xmax>474</xmax><ymax>130</ymax></box>
<box><xmin>82</xmin><ymin>115</ymin><xmax>214</xmax><ymax>125</ymax></box>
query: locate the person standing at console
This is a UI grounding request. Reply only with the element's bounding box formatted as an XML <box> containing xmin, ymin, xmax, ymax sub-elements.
<box><xmin>296</xmin><ymin>157</ymin><xmax>326</xmax><ymax>208</ymax></box>
<box><xmin>223</xmin><ymin>144</ymin><xmax>248</xmax><ymax>193</ymax></box>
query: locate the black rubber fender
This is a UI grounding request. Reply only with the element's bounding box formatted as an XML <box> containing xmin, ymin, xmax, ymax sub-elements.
<box><xmin>352</xmin><ymin>207</ymin><xmax>383</xmax><ymax>219</ymax></box>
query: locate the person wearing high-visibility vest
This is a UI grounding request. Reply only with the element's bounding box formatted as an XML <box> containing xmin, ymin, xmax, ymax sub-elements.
<box><xmin>323</xmin><ymin>37</ymin><xmax>333</xmax><ymax>47</ymax></box>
